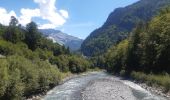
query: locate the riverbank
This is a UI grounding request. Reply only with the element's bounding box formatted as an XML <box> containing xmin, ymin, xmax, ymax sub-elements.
<box><xmin>26</xmin><ymin>72</ymin><xmax>74</xmax><ymax>100</ymax></box>
<box><xmin>81</xmin><ymin>72</ymin><xmax>169</xmax><ymax>100</ymax></box>
<box><xmin>135</xmin><ymin>82</ymin><xmax>170</xmax><ymax>99</ymax></box>
<box><xmin>129</xmin><ymin>71</ymin><xmax>170</xmax><ymax>99</ymax></box>
<box><xmin>28</xmin><ymin>71</ymin><xmax>169</xmax><ymax>100</ymax></box>
<box><xmin>27</xmin><ymin>69</ymin><xmax>102</xmax><ymax>100</ymax></box>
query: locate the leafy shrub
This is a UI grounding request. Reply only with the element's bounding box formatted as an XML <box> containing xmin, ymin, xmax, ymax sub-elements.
<box><xmin>0</xmin><ymin>17</ymin><xmax>90</xmax><ymax>100</ymax></box>
<box><xmin>105</xmin><ymin>39</ymin><xmax>129</xmax><ymax>73</ymax></box>
<box><xmin>69</xmin><ymin>56</ymin><xmax>90</xmax><ymax>73</ymax></box>
<box><xmin>0</xmin><ymin>55</ymin><xmax>62</xmax><ymax>99</ymax></box>
<box><xmin>120</xmin><ymin>70</ymin><xmax>126</xmax><ymax>77</ymax></box>
<box><xmin>0</xmin><ymin>59</ymin><xmax>9</xmax><ymax>97</ymax></box>
<box><xmin>50</xmin><ymin>55</ymin><xmax>70</xmax><ymax>72</ymax></box>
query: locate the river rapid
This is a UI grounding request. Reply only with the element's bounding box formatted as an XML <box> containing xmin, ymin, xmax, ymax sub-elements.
<box><xmin>43</xmin><ymin>72</ymin><xmax>168</xmax><ymax>100</ymax></box>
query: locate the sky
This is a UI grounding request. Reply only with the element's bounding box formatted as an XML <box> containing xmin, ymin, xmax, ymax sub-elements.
<box><xmin>0</xmin><ymin>0</ymin><xmax>139</xmax><ymax>39</ymax></box>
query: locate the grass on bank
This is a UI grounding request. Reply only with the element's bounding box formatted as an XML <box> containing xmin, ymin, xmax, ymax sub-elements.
<box><xmin>130</xmin><ymin>71</ymin><xmax>170</xmax><ymax>93</ymax></box>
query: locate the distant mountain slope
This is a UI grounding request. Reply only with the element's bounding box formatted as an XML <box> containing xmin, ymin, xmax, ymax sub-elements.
<box><xmin>39</xmin><ymin>29</ymin><xmax>83</xmax><ymax>51</ymax></box>
<box><xmin>81</xmin><ymin>0</ymin><xmax>170</xmax><ymax>57</ymax></box>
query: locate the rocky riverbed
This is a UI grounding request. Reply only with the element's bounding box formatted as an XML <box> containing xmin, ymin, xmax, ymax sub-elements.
<box><xmin>137</xmin><ymin>82</ymin><xmax>170</xmax><ymax>99</ymax></box>
<box><xmin>81</xmin><ymin>75</ymin><xmax>169</xmax><ymax>100</ymax></box>
<box><xmin>82</xmin><ymin>78</ymin><xmax>136</xmax><ymax>100</ymax></box>
<box><xmin>41</xmin><ymin>72</ymin><xmax>168</xmax><ymax>100</ymax></box>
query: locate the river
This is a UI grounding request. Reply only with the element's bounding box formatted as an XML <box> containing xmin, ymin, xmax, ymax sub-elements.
<box><xmin>43</xmin><ymin>72</ymin><xmax>168</xmax><ymax>100</ymax></box>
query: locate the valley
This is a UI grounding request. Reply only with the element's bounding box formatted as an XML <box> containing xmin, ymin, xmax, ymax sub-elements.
<box><xmin>0</xmin><ymin>0</ymin><xmax>170</xmax><ymax>100</ymax></box>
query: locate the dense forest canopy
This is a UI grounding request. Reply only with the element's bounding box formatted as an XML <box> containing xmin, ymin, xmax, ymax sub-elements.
<box><xmin>105</xmin><ymin>6</ymin><xmax>170</xmax><ymax>74</ymax></box>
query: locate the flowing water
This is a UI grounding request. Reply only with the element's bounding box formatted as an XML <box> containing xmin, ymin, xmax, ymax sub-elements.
<box><xmin>43</xmin><ymin>72</ymin><xmax>168</xmax><ymax>100</ymax></box>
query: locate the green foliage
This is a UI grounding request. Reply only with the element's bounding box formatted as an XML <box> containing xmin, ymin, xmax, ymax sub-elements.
<box><xmin>0</xmin><ymin>17</ymin><xmax>90</xmax><ymax>99</ymax></box>
<box><xmin>0</xmin><ymin>40</ymin><xmax>28</xmax><ymax>56</ymax></box>
<box><xmin>105</xmin><ymin>6</ymin><xmax>170</xmax><ymax>74</ymax></box>
<box><xmin>38</xmin><ymin>37</ymin><xmax>69</xmax><ymax>56</ymax></box>
<box><xmin>144</xmin><ymin>8</ymin><xmax>170</xmax><ymax>72</ymax></box>
<box><xmin>90</xmin><ymin>55</ymin><xmax>105</xmax><ymax>69</ymax></box>
<box><xmin>0</xmin><ymin>60</ymin><xmax>9</xmax><ymax>98</ymax></box>
<box><xmin>81</xmin><ymin>25</ymin><xmax>119</xmax><ymax>56</ymax></box>
<box><xmin>3</xmin><ymin>16</ymin><xmax>25</xmax><ymax>43</ymax></box>
<box><xmin>69</xmin><ymin>55</ymin><xmax>90</xmax><ymax>73</ymax></box>
<box><xmin>50</xmin><ymin>55</ymin><xmax>91</xmax><ymax>73</ymax></box>
<box><xmin>0</xmin><ymin>40</ymin><xmax>42</xmax><ymax>61</ymax></box>
<box><xmin>125</xmin><ymin>22</ymin><xmax>147</xmax><ymax>72</ymax></box>
<box><xmin>35</xmin><ymin>48</ymin><xmax>53</xmax><ymax>60</ymax></box>
<box><xmin>35</xmin><ymin>60</ymin><xmax>61</xmax><ymax>91</ymax></box>
<box><xmin>0</xmin><ymin>55</ymin><xmax>62</xmax><ymax>100</ymax></box>
<box><xmin>104</xmin><ymin>6</ymin><xmax>170</xmax><ymax>92</ymax></box>
<box><xmin>105</xmin><ymin>40</ymin><xmax>129</xmax><ymax>73</ymax></box>
<box><xmin>131</xmin><ymin>71</ymin><xmax>170</xmax><ymax>92</ymax></box>
<box><xmin>0</xmin><ymin>24</ymin><xmax>6</xmax><ymax>39</ymax></box>
<box><xmin>25</xmin><ymin>22</ymin><xmax>41</xmax><ymax>50</ymax></box>
<box><xmin>119</xmin><ymin>70</ymin><xmax>126</xmax><ymax>77</ymax></box>
<box><xmin>9</xmin><ymin>16</ymin><xmax>18</xmax><ymax>27</ymax></box>
<box><xmin>50</xmin><ymin>55</ymin><xmax>70</xmax><ymax>72</ymax></box>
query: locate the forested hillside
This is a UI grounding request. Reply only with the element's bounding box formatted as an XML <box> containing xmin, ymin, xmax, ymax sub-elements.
<box><xmin>104</xmin><ymin>7</ymin><xmax>170</xmax><ymax>92</ymax></box>
<box><xmin>0</xmin><ymin>0</ymin><xmax>170</xmax><ymax>99</ymax></box>
<box><xmin>81</xmin><ymin>0</ymin><xmax>170</xmax><ymax>57</ymax></box>
<box><xmin>0</xmin><ymin>17</ymin><xmax>91</xmax><ymax>100</ymax></box>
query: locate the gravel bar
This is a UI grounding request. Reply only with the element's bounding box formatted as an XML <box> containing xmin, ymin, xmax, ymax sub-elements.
<box><xmin>82</xmin><ymin>78</ymin><xmax>136</xmax><ymax>100</ymax></box>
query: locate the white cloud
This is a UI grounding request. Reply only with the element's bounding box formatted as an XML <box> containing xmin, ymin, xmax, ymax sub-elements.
<box><xmin>0</xmin><ymin>0</ymin><xmax>69</xmax><ymax>29</ymax></box>
<box><xmin>0</xmin><ymin>7</ymin><xmax>17</xmax><ymax>26</ymax></box>
<box><xmin>59</xmin><ymin>10</ymin><xmax>69</xmax><ymax>19</ymax></box>
<box><xmin>33</xmin><ymin>0</ymin><xmax>69</xmax><ymax>28</ymax></box>
<box><xmin>19</xmin><ymin>8</ymin><xmax>40</xmax><ymax>26</ymax></box>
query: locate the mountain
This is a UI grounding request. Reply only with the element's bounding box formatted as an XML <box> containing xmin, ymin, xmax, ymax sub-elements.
<box><xmin>81</xmin><ymin>0</ymin><xmax>170</xmax><ymax>57</ymax></box>
<box><xmin>39</xmin><ymin>29</ymin><xmax>83</xmax><ymax>51</ymax></box>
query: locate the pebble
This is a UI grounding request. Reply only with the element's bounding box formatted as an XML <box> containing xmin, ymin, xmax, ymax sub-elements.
<box><xmin>82</xmin><ymin>79</ymin><xmax>136</xmax><ymax>100</ymax></box>
<box><xmin>139</xmin><ymin>82</ymin><xmax>170</xmax><ymax>99</ymax></box>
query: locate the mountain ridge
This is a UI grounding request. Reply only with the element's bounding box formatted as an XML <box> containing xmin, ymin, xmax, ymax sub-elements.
<box><xmin>39</xmin><ymin>29</ymin><xmax>83</xmax><ymax>51</ymax></box>
<box><xmin>81</xmin><ymin>0</ymin><xmax>170</xmax><ymax>57</ymax></box>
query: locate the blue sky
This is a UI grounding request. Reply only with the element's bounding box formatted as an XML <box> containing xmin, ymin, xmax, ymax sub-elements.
<box><xmin>0</xmin><ymin>0</ymin><xmax>139</xmax><ymax>39</ymax></box>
